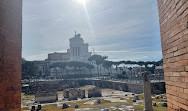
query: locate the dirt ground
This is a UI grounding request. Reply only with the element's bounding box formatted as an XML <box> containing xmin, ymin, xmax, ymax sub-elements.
<box><xmin>21</xmin><ymin>85</ymin><xmax>167</xmax><ymax>111</ymax></box>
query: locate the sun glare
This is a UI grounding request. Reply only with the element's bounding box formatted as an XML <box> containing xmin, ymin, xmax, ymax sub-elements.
<box><xmin>77</xmin><ymin>0</ymin><xmax>87</xmax><ymax>4</ymax></box>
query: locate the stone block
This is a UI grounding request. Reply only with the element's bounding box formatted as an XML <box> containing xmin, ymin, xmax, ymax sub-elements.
<box><xmin>68</xmin><ymin>89</ymin><xmax>78</xmax><ymax>101</ymax></box>
<box><xmin>88</xmin><ymin>87</ymin><xmax>102</xmax><ymax>98</ymax></box>
<box><xmin>63</xmin><ymin>90</ymin><xmax>69</xmax><ymax>98</ymax></box>
<box><xmin>35</xmin><ymin>92</ymin><xmax>58</xmax><ymax>103</ymax></box>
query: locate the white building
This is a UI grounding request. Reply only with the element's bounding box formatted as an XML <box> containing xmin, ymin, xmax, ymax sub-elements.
<box><xmin>68</xmin><ymin>33</ymin><xmax>92</xmax><ymax>62</ymax></box>
<box><xmin>34</xmin><ymin>33</ymin><xmax>94</xmax><ymax>78</ymax></box>
<box><xmin>45</xmin><ymin>33</ymin><xmax>92</xmax><ymax>63</ymax></box>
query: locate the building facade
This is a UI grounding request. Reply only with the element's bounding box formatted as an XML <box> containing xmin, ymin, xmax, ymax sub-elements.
<box><xmin>35</xmin><ymin>33</ymin><xmax>93</xmax><ymax>78</ymax></box>
<box><xmin>68</xmin><ymin>34</ymin><xmax>92</xmax><ymax>62</ymax></box>
<box><xmin>45</xmin><ymin>33</ymin><xmax>91</xmax><ymax>63</ymax></box>
<box><xmin>46</xmin><ymin>52</ymin><xmax>70</xmax><ymax>62</ymax></box>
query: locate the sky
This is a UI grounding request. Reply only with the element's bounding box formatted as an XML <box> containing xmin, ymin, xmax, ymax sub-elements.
<box><xmin>22</xmin><ymin>0</ymin><xmax>162</xmax><ymax>62</ymax></box>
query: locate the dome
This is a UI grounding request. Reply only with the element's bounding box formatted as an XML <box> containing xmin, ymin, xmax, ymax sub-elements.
<box><xmin>69</xmin><ymin>34</ymin><xmax>84</xmax><ymax>42</ymax></box>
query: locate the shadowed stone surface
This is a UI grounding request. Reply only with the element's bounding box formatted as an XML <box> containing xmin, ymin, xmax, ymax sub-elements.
<box><xmin>35</xmin><ymin>92</ymin><xmax>58</xmax><ymax>103</ymax></box>
<box><xmin>23</xmin><ymin>79</ymin><xmax>166</xmax><ymax>95</ymax></box>
<box><xmin>0</xmin><ymin>0</ymin><xmax>22</xmax><ymax>111</ymax></box>
<box><xmin>88</xmin><ymin>87</ymin><xmax>102</xmax><ymax>98</ymax></box>
<box><xmin>63</xmin><ymin>88</ymin><xmax>85</xmax><ymax>101</ymax></box>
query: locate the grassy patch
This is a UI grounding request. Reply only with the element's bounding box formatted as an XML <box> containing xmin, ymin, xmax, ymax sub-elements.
<box><xmin>152</xmin><ymin>94</ymin><xmax>166</xmax><ymax>102</ymax></box>
<box><xmin>42</xmin><ymin>104</ymin><xmax>65</xmax><ymax>111</ymax></box>
<box><xmin>22</xmin><ymin>95</ymin><xmax>35</xmax><ymax>99</ymax></box>
<box><xmin>21</xmin><ymin>93</ymin><xmax>35</xmax><ymax>99</ymax></box>
<box><xmin>21</xmin><ymin>93</ymin><xmax>167</xmax><ymax>111</ymax></box>
<box><xmin>133</xmin><ymin>104</ymin><xmax>144</xmax><ymax>111</ymax></box>
<box><xmin>153</xmin><ymin>103</ymin><xmax>167</xmax><ymax>111</ymax></box>
<box><xmin>21</xmin><ymin>107</ymin><xmax>30</xmax><ymax>111</ymax></box>
<box><xmin>126</xmin><ymin>97</ymin><xmax>133</xmax><ymax>104</ymax></box>
<box><xmin>22</xmin><ymin>99</ymin><xmax>126</xmax><ymax>111</ymax></box>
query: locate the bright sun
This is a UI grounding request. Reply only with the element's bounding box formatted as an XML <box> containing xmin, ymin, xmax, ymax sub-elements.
<box><xmin>77</xmin><ymin>0</ymin><xmax>87</xmax><ymax>4</ymax></box>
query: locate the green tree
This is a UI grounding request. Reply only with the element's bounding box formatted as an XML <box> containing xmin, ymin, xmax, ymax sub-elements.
<box><xmin>112</xmin><ymin>61</ymin><xmax>121</xmax><ymax>70</ymax></box>
<box><xmin>137</xmin><ymin>61</ymin><xmax>144</xmax><ymax>72</ymax></box>
<box><xmin>88</xmin><ymin>54</ymin><xmax>108</xmax><ymax>77</ymax></box>
<box><xmin>50</xmin><ymin>62</ymin><xmax>68</xmax><ymax>79</ymax></box>
<box><xmin>50</xmin><ymin>61</ymin><xmax>95</xmax><ymax>76</ymax></box>
<box><xmin>22</xmin><ymin>61</ymin><xmax>38</xmax><ymax>80</ymax></box>
<box><xmin>86</xmin><ymin>63</ymin><xmax>95</xmax><ymax>76</ymax></box>
<box><xmin>102</xmin><ymin>61</ymin><xmax>113</xmax><ymax>75</ymax></box>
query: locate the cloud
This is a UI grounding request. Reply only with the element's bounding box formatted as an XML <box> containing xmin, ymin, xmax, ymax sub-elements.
<box><xmin>22</xmin><ymin>0</ymin><xmax>161</xmax><ymax>61</ymax></box>
<box><xmin>95</xmin><ymin>50</ymin><xmax>161</xmax><ymax>54</ymax></box>
<box><xmin>110</xmin><ymin>56</ymin><xmax>150</xmax><ymax>62</ymax></box>
<box><xmin>26</xmin><ymin>54</ymin><xmax>48</xmax><ymax>61</ymax></box>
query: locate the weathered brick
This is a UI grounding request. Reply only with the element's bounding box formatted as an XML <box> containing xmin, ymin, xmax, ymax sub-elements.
<box><xmin>165</xmin><ymin>52</ymin><xmax>174</xmax><ymax>58</ymax></box>
<box><xmin>170</xmin><ymin>76</ymin><xmax>185</xmax><ymax>82</ymax></box>
<box><xmin>184</xmin><ymin>89</ymin><xmax>188</xmax><ymax>94</ymax></box>
<box><xmin>168</xmin><ymin>101</ymin><xmax>173</xmax><ymax>107</ymax></box>
<box><xmin>177</xmin><ymin>1</ymin><xmax>188</xmax><ymax>16</ymax></box>
<box><xmin>174</xmin><ymin>48</ymin><xmax>187</xmax><ymax>56</ymax></box>
<box><xmin>178</xmin><ymin>41</ymin><xmax>188</xmax><ymax>50</ymax></box>
<box><xmin>180</xmin><ymin>72</ymin><xmax>188</xmax><ymax>77</ymax></box>
<box><xmin>165</xmin><ymin>76</ymin><xmax>170</xmax><ymax>81</ymax></box>
<box><xmin>167</xmin><ymin>46</ymin><xmax>178</xmax><ymax>53</ymax></box>
<box><xmin>182</xmin><ymin>7</ymin><xmax>188</xmax><ymax>18</ymax></box>
<box><xmin>178</xmin><ymin>102</ymin><xmax>188</xmax><ymax>110</ymax></box>
<box><xmin>182</xmin><ymin>53</ymin><xmax>188</xmax><ymax>60</ymax></box>
<box><xmin>167</xmin><ymin>89</ymin><xmax>179</xmax><ymax>96</ymax></box>
<box><xmin>168</xmin><ymin>106</ymin><xmax>174</xmax><ymax>111</ymax></box>
<box><xmin>165</xmin><ymin>66</ymin><xmax>185</xmax><ymax>72</ymax></box>
<box><xmin>185</xmin><ymin>77</ymin><xmax>188</xmax><ymax>82</ymax></box>
<box><xmin>179</xmin><ymin>92</ymin><xmax>188</xmax><ymax>100</ymax></box>
<box><xmin>170</xmin><ymin>85</ymin><xmax>184</xmax><ymax>92</ymax></box>
<box><xmin>186</xmin><ymin>66</ymin><xmax>188</xmax><ymax>71</ymax></box>
<box><xmin>158</xmin><ymin>0</ymin><xmax>188</xmax><ymax>110</ymax></box>
<box><xmin>0</xmin><ymin>0</ymin><xmax>22</xmax><ymax>111</ymax></box>
<box><xmin>175</xmin><ymin>60</ymin><xmax>188</xmax><ymax>67</ymax></box>
<box><xmin>172</xmin><ymin>104</ymin><xmax>179</xmax><ymax>110</ymax></box>
<box><xmin>165</xmin><ymin>72</ymin><xmax>181</xmax><ymax>76</ymax></box>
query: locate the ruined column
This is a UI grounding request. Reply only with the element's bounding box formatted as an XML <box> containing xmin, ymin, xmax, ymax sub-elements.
<box><xmin>0</xmin><ymin>0</ymin><xmax>22</xmax><ymax>111</ymax></box>
<box><xmin>142</xmin><ymin>72</ymin><xmax>153</xmax><ymax>111</ymax></box>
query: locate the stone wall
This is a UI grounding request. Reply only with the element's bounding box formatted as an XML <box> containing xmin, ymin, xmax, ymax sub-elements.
<box><xmin>63</xmin><ymin>90</ymin><xmax>69</xmax><ymax>98</ymax></box>
<box><xmin>0</xmin><ymin>0</ymin><xmax>22</xmax><ymax>111</ymax></box>
<box><xmin>35</xmin><ymin>93</ymin><xmax>58</xmax><ymax>103</ymax></box>
<box><xmin>88</xmin><ymin>87</ymin><xmax>102</xmax><ymax>98</ymax></box>
<box><xmin>157</xmin><ymin>0</ymin><xmax>188</xmax><ymax>110</ymax></box>
<box><xmin>63</xmin><ymin>88</ymin><xmax>85</xmax><ymax>100</ymax></box>
<box><xmin>24</xmin><ymin>80</ymin><xmax>165</xmax><ymax>95</ymax></box>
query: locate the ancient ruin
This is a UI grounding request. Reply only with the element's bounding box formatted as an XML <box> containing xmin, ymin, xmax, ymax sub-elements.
<box><xmin>88</xmin><ymin>87</ymin><xmax>102</xmax><ymax>98</ymax></box>
<box><xmin>63</xmin><ymin>88</ymin><xmax>85</xmax><ymax>101</ymax></box>
<box><xmin>0</xmin><ymin>0</ymin><xmax>187</xmax><ymax>111</ymax></box>
<box><xmin>35</xmin><ymin>92</ymin><xmax>58</xmax><ymax>103</ymax></box>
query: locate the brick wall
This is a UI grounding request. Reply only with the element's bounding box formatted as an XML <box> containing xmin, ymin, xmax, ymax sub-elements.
<box><xmin>0</xmin><ymin>0</ymin><xmax>22</xmax><ymax>111</ymax></box>
<box><xmin>157</xmin><ymin>0</ymin><xmax>188</xmax><ymax>110</ymax></box>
